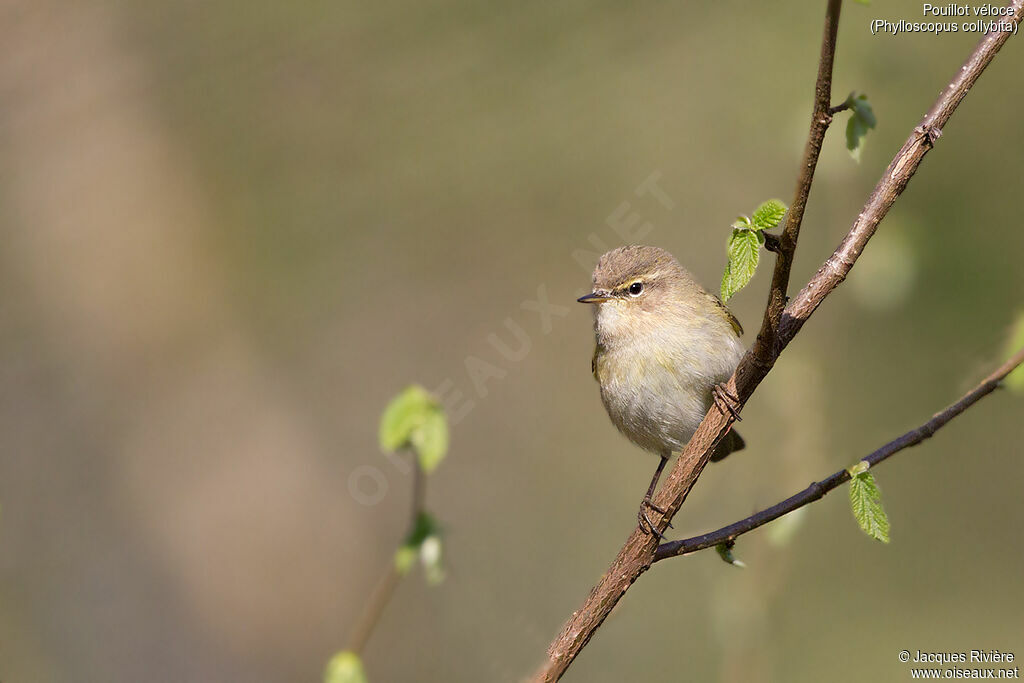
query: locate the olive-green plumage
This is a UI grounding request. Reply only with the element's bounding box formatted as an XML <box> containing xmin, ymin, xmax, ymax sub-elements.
<box><xmin>579</xmin><ymin>245</ymin><xmax>746</xmax><ymax>462</ymax></box>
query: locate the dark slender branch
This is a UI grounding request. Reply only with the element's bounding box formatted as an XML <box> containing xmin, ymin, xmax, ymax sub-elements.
<box><xmin>410</xmin><ymin>455</ymin><xmax>424</xmax><ymax>529</ymax></box>
<box><xmin>532</xmin><ymin>5</ymin><xmax>1024</xmax><ymax>680</ymax></box>
<box><xmin>753</xmin><ymin>0</ymin><xmax>843</xmax><ymax>367</ymax></box>
<box><xmin>655</xmin><ymin>346</ymin><xmax>1024</xmax><ymax>562</ymax></box>
<box><xmin>828</xmin><ymin>92</ymin><xmax>855</xmax><ymax>115</ymax></box>
<box><xmin>347</xmin><ymin>456</ymin><xmax>423</xmax><ymax>655</ymax></box>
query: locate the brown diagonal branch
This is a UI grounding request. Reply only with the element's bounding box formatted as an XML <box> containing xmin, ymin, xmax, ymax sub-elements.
<box><xmin>654</xmin><ymin>346</ymin><xmax>1024</xmax><ymax>562</ymax></box>
<box><xmin>532</xmin><ymin>4</ymin><xmax>1024</xmax><ymax>680</ymax></box>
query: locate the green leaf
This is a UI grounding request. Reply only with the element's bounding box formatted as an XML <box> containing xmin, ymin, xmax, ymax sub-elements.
<box><xmin>394</xmin><ymin>545</ymin><xmax>417</xmax><ymax>575</ymax></box>
<box><xmin>378</xmin><ymin>385</ymin><xmax>449</xmax><ymax>472</ymax></box>
<box><xmin>715</xmin><ymin>542</ymin><xmax>746</xmax><ymax>568</ymax></box>
<box><xmin>395</xmin><ymin>513</ymin><xmax>445</xmax><ymax>582</ymax></box>
<box><xmin>853</xmin><ymin>0</ymin><xmax>870</xmax><ymax>5</ymax></box>
<box><xmin>848</xmin><ymin>465</ymin><xmax>890</xmax><ymax>543</ymax></box>
<box><xmin>379</xmin><ymin>385</ymin><xmax>435</xmax><ymax>451</ymax></box>
<box><xmin>852</xmin><ymin>94</ymin><xmax>877</xmax><ymax>128</ymax></box>
<box><xmin>731</xmin><ymin>215</ymin><xmax>752</xmax><ymax>230</ymax></box>
<box><xmin>404</xmin><ymin>512</ymin><xmax>441</xmax><ymax>549</ymax></box>
<box><xmin>845</xmin><ymin>94</ymin><xmax>876</xmax><ymax>161</ymax></box>
<box><xmin>720</xmin><ymin>228</ymin><xmax>764</xmax><ymax>302</ymax></box>
<box><xmin>410</xmin><ymin>410</ymin><xmax>449</xmax><ymax>473</ymax></box>
<box><xmin>848</xmin><ymin>459</ymin><xmax>870</xmax><ymax>477</ymax></box>
<box><xmin>325</xmin><ymin>651</ymin><xmax>369</xmax><ymax>683</ymax></box>
<box><xmin>1004</xmin><ymin>312</ymin><xmax>1024</xmax><ymax>393</ymax></box>
<box><xmin>751</xmin><ymin>199</ymin><xmax>787</xmax><ymax>232</ymax></box>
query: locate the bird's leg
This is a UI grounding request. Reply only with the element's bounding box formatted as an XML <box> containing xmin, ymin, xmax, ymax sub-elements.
<box><xmin>638</xmin><ymin>454</ymin><xmax>673</xmax><ymax>539</ymax></box>
<box><xmin>712</xmin><ymin>382</ymin><xmax>743</xmax><ymax>422</ymax></box>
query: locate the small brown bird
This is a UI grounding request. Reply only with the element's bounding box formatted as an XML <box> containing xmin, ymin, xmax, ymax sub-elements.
<box><xmin>578</xmin><ymin>245</ymin><xmax>746</xmax><ymax>535</ymax></box>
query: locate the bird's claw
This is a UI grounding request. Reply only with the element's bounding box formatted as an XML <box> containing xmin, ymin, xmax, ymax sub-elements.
<box><xmin>915</xmin><ymin>123</ymin><xmax>943</xmax><ymax>147</ymax></box>
<box><xmin>712</xmin><ymin>383</ymin><xmax>743</xmax><ymax>421</ymax></box>
<box><xmin>637</xmin><ymin>497</ymin><xmax>673</xmax><ymax>540</ymax></box>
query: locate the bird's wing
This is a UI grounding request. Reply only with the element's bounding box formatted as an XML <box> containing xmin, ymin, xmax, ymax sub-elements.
<box><xmin>707</xmin><ymin>293</ymin><xmax>743</xmax><ymax>336</ymax></box>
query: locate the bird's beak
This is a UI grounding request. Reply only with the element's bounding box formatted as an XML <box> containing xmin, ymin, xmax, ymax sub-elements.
<box><xmin>577</xmin><ymin>291</ymin><xmax>612</xmax><ymax>304</ymax></box>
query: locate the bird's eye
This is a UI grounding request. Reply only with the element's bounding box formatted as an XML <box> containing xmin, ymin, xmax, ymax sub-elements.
<box><xmin>628</xmin><ymin>282</ymin><xmax>643</xmax><ymax>296</ymax></box>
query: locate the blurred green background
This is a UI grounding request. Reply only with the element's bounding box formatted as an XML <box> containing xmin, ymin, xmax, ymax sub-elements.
<box><xmin>1</xmin><ymin>1</ymin><xmax>1022</xmax><ymax>681</ymax></box>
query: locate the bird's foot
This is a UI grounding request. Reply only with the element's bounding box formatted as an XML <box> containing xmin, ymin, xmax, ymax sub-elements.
<box><xmin>712</xmin><ymin>382</ymin><xmax>743</xmax><ymax>421</ymax></box>
<box><xmin>637</xmin><ymin>497</ymin><xmax>673</xmax><ymax>540</ymax></box>
<box><xmin>915</xmin><ymin>123</ymin><xmax>943</xmax><ymax>148</ymax></box>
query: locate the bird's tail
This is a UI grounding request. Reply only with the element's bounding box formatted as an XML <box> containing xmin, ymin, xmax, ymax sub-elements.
<box><xmin>710</xmin><ymin>429</ymin><xmax>746</xmax><ymax>463</ymax></box>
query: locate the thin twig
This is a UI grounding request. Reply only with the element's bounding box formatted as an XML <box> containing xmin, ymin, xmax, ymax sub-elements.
<box><xmin>410</xmin><ymin>455</ymin><xmax>424</xmax><ymax>529</ymax></box>
<box><xmin>654</xmin><ymin>346</ymin><xmax>1024</xmax><ymax>562</ymax></box>
<box><xmin>347</xmin><ymin>565</ymin><xmax>401</xmax><ymax>654</ymax></box>
<box><xmin>753</xmin><ymin>0</ymin><xmax>843</xmax><ymax>366</ymax></box>
<box><xmin>347</xmin><ymin>456</ymin><xmax>424</xmax><ymax>655</ymax></box>
<box><xmin>762</xmin><ymin>232</ymin><xmax>782</xmax><ymax>253</ymax></box>
<box><xmin>828</xmin><ymin>92</ymin><xmax>855</xmax><ymax>115</ymax></box>
<box><xmin>532</xmin><ymin>5</ymin><xmax>1024</xmax><ymax>680</ymax></box>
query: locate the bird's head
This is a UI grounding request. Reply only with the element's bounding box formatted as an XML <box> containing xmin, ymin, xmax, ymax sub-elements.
<box><xmin>577</xmin><ymin>245</ymin><xmax>701</xmax><ymax>343</ymax></box>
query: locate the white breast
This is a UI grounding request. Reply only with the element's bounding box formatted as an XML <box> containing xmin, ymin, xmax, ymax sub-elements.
<box><xmin>594</xmin><ymin>303</ymin><xmax>744</xmax><ymax>455</ymax></box>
